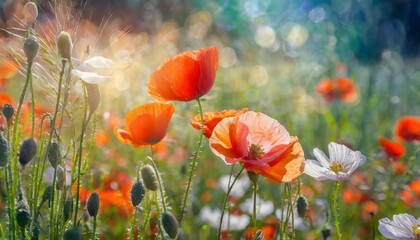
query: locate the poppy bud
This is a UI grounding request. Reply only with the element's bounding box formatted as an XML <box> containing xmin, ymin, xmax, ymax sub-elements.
<box><xmin>130</xmin><ymin>181</ymin><xmax>145</xmax><ymax>207</ymax></box>
<box><xmin>247</xmin><ymin>171</ymin><xmax>259</xmax><ymax>184</ymax></box>
<box><xmin>56</xmin><ymin>165</ymin><xmax>66</xmax><ymax>190</ymax></box>
<box><xmin>23</xmin><ymin>37</ymin><xmax>39</xmax><ymax>62</ymax></box>
<box><xmin>2</xmin><ymin>103</ymin><xmax>14</xmax><ymax>121</ymax></box>
<box><xmin>85</xmin><ymin>83</ymin><xmax>100</xmax><ymax>115</ymax></box>
<box><xmin>141</xmin><ymin>164</ymin><xmax>158</xmax><ymax>191</ymax></box>
<box><xmin>47</xmin><ymin>140</ymin><xmax>60</xmax><ymax>168</ymax></box>
<box><xmin>63</xmin><ymin>228</ymin><xmax>82</xmax><ymax>240</ymax></box>
<box><xmin>297</xmin><ymin>195</ymin><xmax>308</xmax><ymax>218</ymax></box>
<box><xmin>63</xmin><ymin>199</ymin><xmax>72</xmax><ymax>221</ymax></box>
<box><xmin>322</xmin><ymin>228</ymin><xmax>331</xmax><ymax>240</ymax></box>
<box><xmin>86</xmin><ymin>192</ymin><xmax>100</xmax><ymax>217</ymax></box>
<box><xmin>22</xmin><ymin>2</ymin><xmax>38</xmax><ymax>26</ymax></box>
<box><xmin>19</xmin><ymin>138</ymin><xmax>37</xmax><ymax>166</ymax></box>
<box><xmin>161</xmin><ymin>212</ymin><xmax>179</xmax><ymax>239</ymax></box>
<box><xmin>16</xmin><ymin>200</ymin><xmax>31</xmax><ymax>228</ymax></box>
<box><xmin>0</xmin><ymin>132</ymin><xmax>9</xmax><ymax>167</ymax></box>
<box><xmin>57</xmin><ymin>31</ymin><xmax>72</xmax><ymax>60</ymax></box>
<box><xmin>42</xmin><ymin>185</ymin><xmax>53</xmax><ymax>203</ymax></box>
<box><xmin>254</xmin><ymin>230</ymin><xmax>264</xmax><ymax>240</ymax></box>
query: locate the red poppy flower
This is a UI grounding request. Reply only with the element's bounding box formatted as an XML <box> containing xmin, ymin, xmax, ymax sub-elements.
<box><xmin>316</xmin><ymin>77</ymin><xmax>358</xmax><ymax>103</ymax></box>
<box><xmin>378</xmin><ymin>136</ymin><xmax>405</xmax><ymax>159</ymax></box>
<box><xmin>400</xmin><ymin>179</ymin><xmax>420</xmax><ymax>207</ymax></box>
<box><xmin>191</xmin><ymin>108</ymin><xmax>248</xmax><ymax>138</ymax></box>
<box><xmin>147</xmin><ymin>46</ymin><xmax>218</xmax><ymax>102</ymax></box>
<box><xmin>244</xmin><ymin>225</ymin><xmax>276</xmax><ymax>240</ymax></box>
<box><xmin>210</xmin><ymin>111</ymin><xmax>304</xmax><ymax>183</ymax></box>
<box><xmin>395</xmin><ymin>116</ymin><xmax>420</xmax><ymax>142</ymax></box>
<box><xmin>0</xmin><ymin>92</ymin><xmax>14</xmax><ymax>107</ymax></box>
<box><xmin>114</xmin><ymin>103</ymin><xmax>174</xmax><ymax>147</ymax></box>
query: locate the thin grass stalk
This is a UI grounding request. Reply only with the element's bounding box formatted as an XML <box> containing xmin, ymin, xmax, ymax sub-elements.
<box><xmin>217</xmin><ymin>167</ymin><xmax>244</xmax><ymax>239</ymax></box>
<box><xmin>333</xmin><ymin>181</ymin><xmax>342</xmax><ymax>240</ymax></box>
<box><xmin>179</xmin><ymin>97</ymin><xmax>205</xmax><ymax>223</ymax></box>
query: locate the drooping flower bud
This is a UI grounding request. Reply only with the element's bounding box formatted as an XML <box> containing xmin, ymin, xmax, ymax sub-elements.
<box><xmin>16</xmin><ymin>199</ymin><xmax>31</xmax><ymax>229</ymax></box>
<box><xmin>0</xmin><ymin>132</ymin><xmax>9</xmax><ymax>167</ymax></box>
<box><xmin>247</xmin><ymin>171</ymin><xmax>259</xmax><ymax>184</ymax></box>
<box><xmin>22</xmin><ymin>2</ymin><xmax>38</xmax><ymax>26</ymax></box>
<box><xmin>130</xmin><ymin>181</ymin><xmax>145</xmax><ymax>207</ymax></box>
<box><xmin>63</xmin><ymin>228</ymin><xmax>82</xmax><ymax>240</ymax></box>
<box><xmin>47</xmin><ymin>140</ymin><xmax>60</xmax><ymax>169</ymax></box>
<box><xmin>63</xmin><ymin>199</ymin><xmax>72</xmax><ymax>221</ymax></box>
<box><xmin>297</xmin><ymin>195</ymin><xmax>308</xmax><ymax>218</ymax></box>
<box><xmin>56</xmin><ymin>165</ymin><xmax>66</xmax><ymax>190</ymax></box>
<box><xmin>23</xmin><ymin>37</ymin><xmax>39</xmax><ymax>62</ymax></box>
<box><xmin>19</xmin><ymin>138</ymin><xmax>37</xmax><ymax>166</ymax></box>
<box><xmin>85</xmin><ymin>83</ymin><xmax>100</xmax><ymax>115</ymax></box>
<box><xmin>161</xmin><ymin>212</ymin><xmax>179</xmax><ymax>239</ymax></box>
<box><xmin>2</xmin><ymin>103</ymin><xmax>14</xmax><ymax>121</ymax></box>
<box><xmin>86</xmin><ymin>192</ymin><xmax>100</xmax><ymax>217</ymax></box>
<box><xmin>141</xmin><ymin>164</ymin><xmax>158</xmax><ymax>191</ymax></box>
<box><xmin>57</xmin><ymin>31</ymin><xmax>72</xmax><ymax>60</ymax></box>
<box><xmin>42</xmin><ymin>185</ymin><xmax>53</xmax><ymax>203</ymax></box>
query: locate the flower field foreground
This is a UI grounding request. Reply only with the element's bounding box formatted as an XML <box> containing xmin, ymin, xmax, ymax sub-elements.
<box><xmin>0</xmin><ymin>1</ymin><xmax>419</xmax><ymax>239</ymax></box>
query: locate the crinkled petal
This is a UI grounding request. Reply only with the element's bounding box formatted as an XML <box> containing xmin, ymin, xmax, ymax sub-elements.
<box><xmin>313</xmin><ymin>148</ymin><xmax>331</xmax><ymax>168</ymax></box>
<box><xmin>378</xmin><ymin>214</ymin><xmax>415</xmax><ymax>239</ymax></box>
<box><xmin>304</xmin><ymin>160</ymin><xmax>337</xmax><ymax>181</ymax></box>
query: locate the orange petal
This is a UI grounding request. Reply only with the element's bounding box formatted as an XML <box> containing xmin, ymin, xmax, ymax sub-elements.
<box><xmin>210</xmin><ymin>116</ymin><xmax>243</xmax><ymax>163</ymax></box>
<box><xmin>246</xmin><ymin>138</ymin><xmax>304</xmax><ymax>183</ymax></box>
<box><xmin>148</xmin><ymin>46</ymin><xmax>218</xmax><ymax>102</ymax></box>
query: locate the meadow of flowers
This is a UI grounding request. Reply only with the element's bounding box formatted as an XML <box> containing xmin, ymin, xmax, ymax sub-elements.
<box><xmin>0</xmin><ymin>0</ymin><xmax>419</xmax><ymax>239</ymax></box>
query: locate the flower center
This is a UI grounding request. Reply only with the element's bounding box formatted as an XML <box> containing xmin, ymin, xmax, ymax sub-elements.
<box><xmin>248</xmin><ymin>144</ymin><xmax>265</xmax><ymax>159</ymax></box>
<box><xmin>412</xmin><ymin>224</ymin><xmax>420</xmax><ymax>238</ymax></box>
<box><xmin>329</xmin><ymin>161</ymin><xmax>346</xmax><ymax>174</ymax></box>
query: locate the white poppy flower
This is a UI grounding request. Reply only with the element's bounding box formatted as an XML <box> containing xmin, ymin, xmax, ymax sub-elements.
<box><xmin>240</xmin><ymin>195</ymin><xmax>274</xmax><ymax>220</ymax></box>
<box><xmin>72</xmin><ymin>56</ymin><xmax>114</xmax><ymax>84</ymax></box>
<box><xmin>218</xmin><ymin>175</ymin><xmax>250</xmax><ymax>198</ymax></box>
<box><xmin>199</xmin><ymin>206</ymin><xmax>250</xmax><ymax>231</ymax></box>
<box><xmin>378</xmin><ymin>213</ymin><xmax>420</xmax><ymax>240</ymax></box>
<box><xmin>304</xmin><ymin>142</ymin><xmax>366</xmax><ymax>181</ymax></box>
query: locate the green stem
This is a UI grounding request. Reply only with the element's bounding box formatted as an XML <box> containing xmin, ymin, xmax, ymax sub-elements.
<box><xmin>154</xmin><ymin>192</ymin><xmax>165</xmax><ymax>240</ymax></box>
<box><xmin>73</xmin><ymin>83</ymin><xmax>90</xmax><ymax>227</ymax></box>
<box><xmin>333</xmin><ymin>181</ymin><xmax>342</xmax><ymax>240</ymax></box>
<box><xmin>252</xmin><ymin>182</ymin><xmax>257</xmax><ymax>237</ymax></box>
<box><xmin>148</xmin><ymin>151</ymin><xmax>167</xmax><ymax>212</ymax></box>
<box><xmin>29</xmin><ymin>70</ymin><xmax>35</xmax><ymax>138</ymax></box>
<box><xmin>217</xmin><ymin>167</ymin><xmax>244</xmax><ymax>239</ymax></box>
<box><xmin>129</xmin><ymin>208</ymin><xmax>137</xmax><ymax>240</ymax></box>
<box><xmin>179</xmin><ymin>97</ymin><xmax>205</xmax><ymax>223</ymax></box>
<box><xmin>92</xmin><ymin>215</ymin><xmax>97</xmax><ymax>240</ymax></box>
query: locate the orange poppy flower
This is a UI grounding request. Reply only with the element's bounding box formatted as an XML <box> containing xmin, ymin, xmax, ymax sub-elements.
<box><xmin>209</xmin><ymin>111</ymin><xmax>304</xmax><ymax>183</ymax></box>
<box><xmin>147</xmin><ymin>46</ymin><xmax>218</xmax><ymax>102</ymax></box>
<box><xmin>191</xmin><ymin>108</ymin><xmax>248</xmax><ymax>138</ymax></box>
<box><xmin>395</xmin><ymin>116</ymin><xmax>420</xmax><ymax>142</ymax></box>
<box><xmin>114</xmin><ymin>103</ymin><xmax>175</xmax><ymax>147</ymax></box>
<box><xmin>0</xmin><ymin>92</ymin><xmax>14</xmax><ymax>107</ymax></box>
<box><xmin>400</xmin><ymin>179</ymin><xmax>420</xmax><ymax>207</ymax></box>
<box><xmin>378</xmin><ymin>136</ymin><xmax>405</xmax><ymax>159</ymax></box>
<box><xmin>244</xmin><ymin>225</ymin><xmax>276</xmax><ymax>240</ymax></box>
<box><xmin>0</xmin><ymin>60</ymin><xmax>19</xmax><ymax>88</ymax></box>
<box><xmin>316</xmin><ymin>77</ymin><xmax>358</xmax><ymax>103</ymax></box>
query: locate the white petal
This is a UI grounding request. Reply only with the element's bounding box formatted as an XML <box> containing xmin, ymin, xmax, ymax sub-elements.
<box><xmin>378</xmin><ymin>216</ymin><xmax>414</xmax><ymax>239</ymax></box>
<box><xmin>81</xmin><ymin>56</ymin><xmax>114</xmax><ymax>70</ymax></box>
<box><xmin>313</xmin><ymin>148</ymin><xmax>331</xmax><ymax>168</ymax></box>
<box><xmin>328</xmin><ymin>142</ymin><xmax>351</xmax><ymax>164</ymax></box>
<box><xmin>72</xmin><ymin>70</ymin><xmax>112</xmax><ymax>84</ymax></box>
<box><xmin>304</xmin><ymin>160</ymin><xmax>337</xmax><ymax>181</ymax></box>
<box><xmin>345</xmin><ymin>151</ymin><xmax>366</xmax><ymax>175</ymax></box>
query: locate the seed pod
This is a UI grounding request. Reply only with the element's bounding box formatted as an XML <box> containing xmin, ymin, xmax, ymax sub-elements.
<box><xmin>141</xmin><ymin>164</ymin><xmax>158</xmax><ymax>191</ymax></box>
<box><xmin>23</xmin><ymin>37</ymin><xmax>39</xmax><ymax>62</ymax></box>
<box><xmin>0</xmin><ymin>132</ymin><xmax>9</xmax><ymax>167</ymax></box>
<box><xmin>16</xmin><ymin>200</ymin><xmax>30</xmax><ymax>228</ymax></box>
<box><xmin>85</xmin><ymin>83</ymin><xmax>100</xmax><ymax>115</ymax></box>
<box><xmin>42</xmin><ymin>185</ymin><xmax>53</xmax><ymax>203</ymax></box>
<box><xmin>56</xmin><ymin>165</ymin><xmax>66</xmax><ymax>190</ymax></box>
<box><xmin>130</xmin><ymin>181</ymin><xmax>145</xmax><ymax>207</ymax></box>
<box><xmin>247</xmin><ymin>171</ymin><xmax>259</xmax><ymax>184</ymax></box>
<box><xmin>322</xmin><ymin>228</ymin><xmax>331</xmax><ymax>239</ymax></box>
<box><xmin>297</xmin><ymin>195</ymin><xmax>308</xmax><ymax>218</ymax></box>
<box><xmin>47</xmin><ymin>140</ymin><xmax>60</xmax><ymax>168</ymax></box>
<box><xmin>57</xmin><ymin>31</ymin><xmax>72</xmax><ymax>60</ymax></box>
<box><xmin>19</xmin><ymin>138</ymin><xmax>37</xmax><ymax>166</ymax></box>
<box><xmin>87</xmin><ymin>192</ymin><xmax>100</xmax><ymax>217</ymax></box>
<box><xmin>2</xmin><ymin>103</ymin><xmax>14</xmax><ymax>121</ymax></box>
<box><xmin>161</xmin><ymin>212</ymin><xmax>179</xmax><ymax>239</ymax></box>
<box><xmin>63</xmin><ymin>199</ymin><xmax>72</xmax><ymax>221</ymax></box>
<box><xmin>63</xmin><ymin>228</ymin><xmax>82</xmax><ymax>240</ymax></box>
<box><xmin>22</xmin><ymin>2</ymin><xmax>38</xmax><ymax>26</ymax></box>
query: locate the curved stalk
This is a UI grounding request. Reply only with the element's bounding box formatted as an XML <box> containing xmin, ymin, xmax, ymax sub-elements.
<box><xmin>333</xmin><ymin>181</ymin><xmax>342</xmax><ymax>240</ymax></box>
